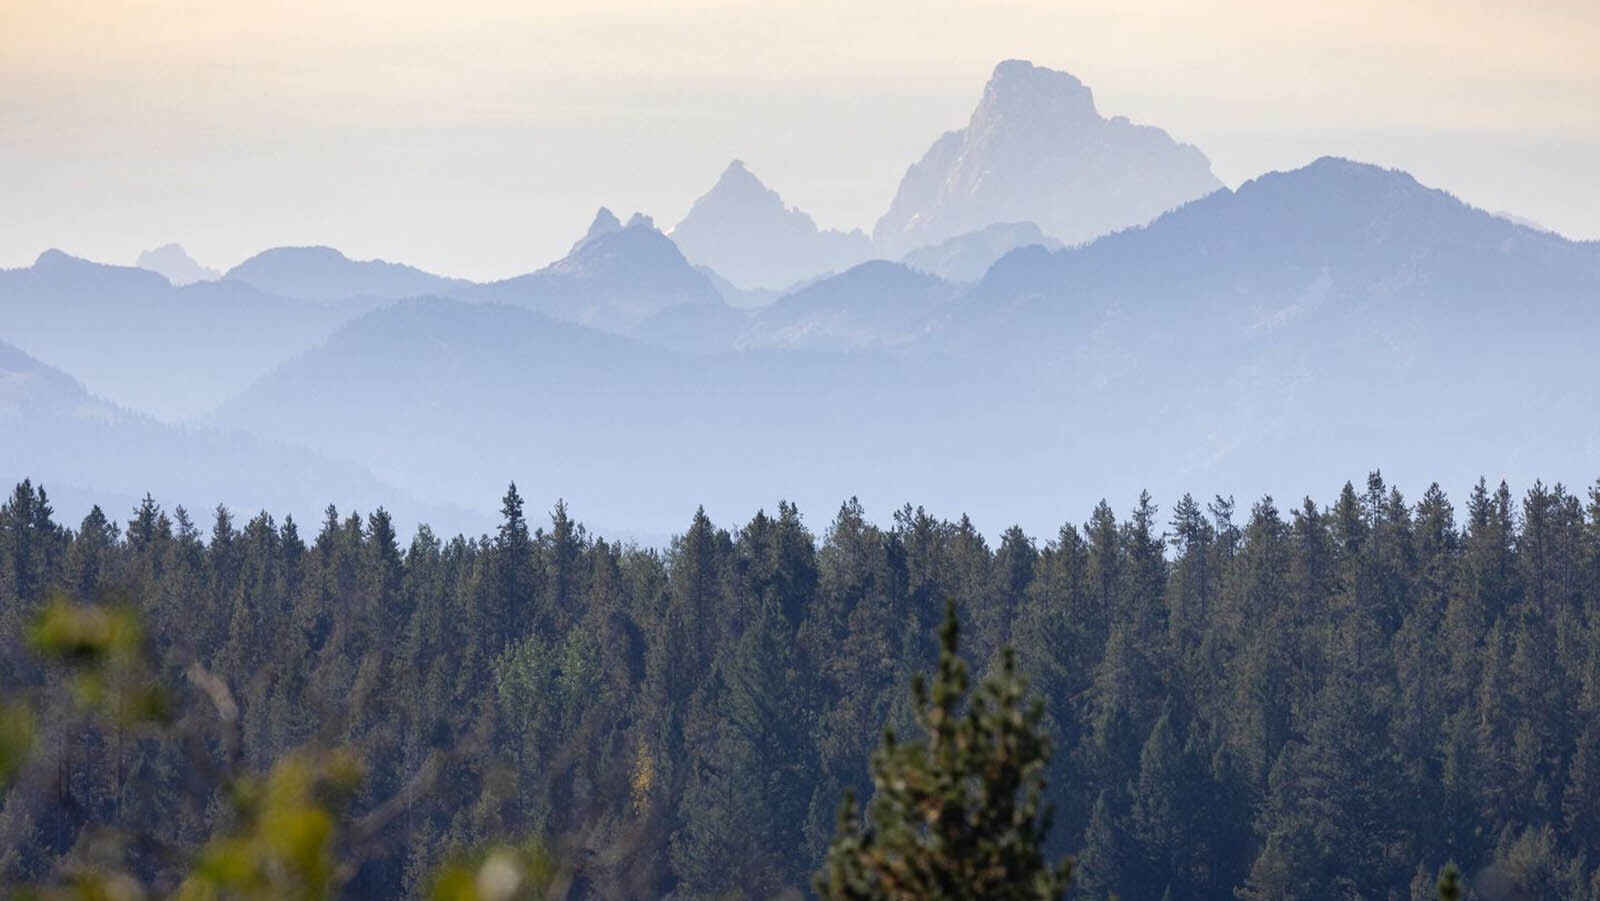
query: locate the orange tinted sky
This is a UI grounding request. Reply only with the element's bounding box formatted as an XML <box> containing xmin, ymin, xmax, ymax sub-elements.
<box><xmin>3</xmin><ymin>0</ymin><xmax>1596</xmax><ymax>277</ymax></box>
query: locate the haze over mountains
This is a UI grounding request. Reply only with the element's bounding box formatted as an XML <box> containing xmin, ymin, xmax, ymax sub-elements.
<box><xmin>0</xmin><ymin>250</ymin><xmax>375</xmax><ymax>420</ymax></box>
<box><xmin>194</xmin><ymin>156</ymin><xmax>1600</xmax><ymax>536</ymax></box>
<box><xmin>135</xmin><ymin>244</ymin><xmax>218</xmax><ymax>286</ymax></box>
<box><xmin>223</xmin><ymin>245</ymin><xmax>471</xmax><ymax>301</ymax></box>
<box><xmin>671</xmin><ymin>161</ymin><xmax>873</xmax><ymax>291</ymax></box>
<box><xmin>873</xmin><ymin>59</ymin><xmax>1222</xmax><ymax>255</ymax></box>
<box><xmin>4</xmin><ymin>59</ymin><xmax>1596</xmax><ymax>538</ymax></box>
<box><xmin>463</xmin><ymin>209</ymin><xmax>729</xmax><ymax>337</ymax></box>
<box><xmin>0</xmin><ymin>338</ymin><xmax>472</xmax><ymax>533</ymax></box>
<box><xmin>901</xmin><ymin>221</ymin><xmax>1063</xmax><ymax>283</ymax></box>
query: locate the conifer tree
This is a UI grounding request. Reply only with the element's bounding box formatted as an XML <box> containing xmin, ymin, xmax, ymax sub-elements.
<box><xmin>816</xmin><ymin>601</ymin><xmax>1072</xmax><ymax>900</ymax></box>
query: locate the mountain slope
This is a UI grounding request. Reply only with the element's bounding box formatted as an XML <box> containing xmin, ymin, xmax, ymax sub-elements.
<box><xmin>671</xmin><ymin>161</ymin><xmax>873</xmax><ymax>290</ymax></box>
<box><xmin>0</xmin><ymin>339</ymin><xmax>475</xmax><ymax>533</ymax></box>
<box><xmin>462</xmin><ymin>210</ymin><xmax>728</xmax><ymax>335</ymax></box>
<box><xmin>873</xmin><ymin>59</ymin><xmax>1222</xmax><ymax>255</ymax></box>
<box><xmin>934</xmin><ymin>156</ymin><xmax>1600</xmax><ymax>498</ymax></box>
<box><xmin>136</xmin><ymin>243</ymin><xmax>219</xmax><ymax>285</ymax></box>
<box><xmin>901</xmin><ymin>222</ymin><xmax>1063</xmax><ymax>282</ymax></box>
<box><xmin>225</xmin><ymin>245</ymin><xmax>471</xmax><ymax>301</ymax></box>
<box><xmin>740</xmin><ymin>261</ymin><xmax>960</xmax><ymax>351</ymax></box>
<box><xmin>954</xmin><ymin>157</ymin><xmax>1600</xmax><ymax>353</ymax></box>
<box><xmin>209</xmin><ymin>297</ymin><xmax>1004</xmax><ymax>531</ymax></box>
<box><xmin>0</xmin><ymin>251</ymin><xmax>375</xmax><ymax>420</ymax></box>
<box><xmin>205</xmin><ymin>158</ymin><xmax>1600</xmax><ymax>536</ymax></box>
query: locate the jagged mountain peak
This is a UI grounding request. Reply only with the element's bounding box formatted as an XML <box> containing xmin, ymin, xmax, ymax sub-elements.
<box><xmin>587</xmin><ymin>206</ymin><xmax>623</xmax><ymax>238</ymax></box>
<box><xmin>671</xmin><ymin>159</ymin><xmax>871</xmax><ymax>290</ymax></box>
<box><xmin>555</xmin><ymin>211</ymin><xmax>689</xmax><ymax>275</ymax></box>
<box><xmin>697</xmin><ymin>159</ymin><xmax>795</xmax><ymax>218</ymax></box>
<box><xmin>714</xmin><ymin>159</ymin><xmax>762</xmax><ymax>188</ymax></box>
<box><xmin>977</xmin><ymin>59</ymin><xmax>1097</xmax><ymax>123</ymax></box>
<box><xmin>678</xmin><ymin>160</ymin><xmax>805</xmax><ymax>226</ymax></box>
<box><xmin>461</xmin><ymin>205</ymin><xmax>723</xmax><ymax>336</ymax></box>
<box><xmin>135</xmin><ymin>243</ymin><xmax>220</xmax><ymax>285</ymax></box>
<box><xmin>570</xmin><ymin>207</ymin><xmax>625</xmax><ymax>254</ymax></box>
<box><xmin>872</xmin><ymin>60</ymin><xmax>1222</xmax><ymax>255</ymax></box>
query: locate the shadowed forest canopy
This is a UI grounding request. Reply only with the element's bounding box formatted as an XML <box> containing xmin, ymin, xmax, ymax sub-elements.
<box><xmin>3</xmin><ymin>473</ymin><xmax>1600</xmax><ymax>898</ymax></box>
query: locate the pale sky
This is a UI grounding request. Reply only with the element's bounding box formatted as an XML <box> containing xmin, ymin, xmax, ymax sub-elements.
<box><xmin>3</xmin><ymin>0</ymin><xmax>1596</xmax><ymax>280</ymax></box>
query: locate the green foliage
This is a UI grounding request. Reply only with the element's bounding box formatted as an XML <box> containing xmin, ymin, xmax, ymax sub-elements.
<box><xmin>0</xmin><ymin>698</ymin><xmax>35</xmax><ymax>788</ymax></box>
<box><xmin>28</xmin><ymin>595</ymin><xmax>141</xmax><ymax>664</ymax></box>
<box><xmin>7</xmin><ymin>475</ymin><xmax>1600</xmax><ymax>897</ymax></box>
<box><xmin>177</xmin><ymin>749</ymin><xmax>363</xmax><ymax>900</ymax></box>
<box><xmin>1436</xmin><ymin>863</ymin><xmax>1460</xmax><ymax>901</ymax></box>
<box><xmin>27</xmin><ymin>595</ymin><xmax>168</xmax><ymax>724</ymax></box>
<box><xmin>428</xmin><ymin>841</ymin><xmax>559</xmax><ymax>901</ymax></box>
<box><xmin>816</xmin><ymin>601</ymin><xmax>1072</xmax><ymax>899</ymax></box>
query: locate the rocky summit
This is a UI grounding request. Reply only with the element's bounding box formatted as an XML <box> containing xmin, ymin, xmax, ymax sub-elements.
<box><xmin>671</xmin><ymin>160</ymin><xmax>871</xmax><ymax>290</ymax></box>
<box><xmin>873</xmin><ymin>59</ymin><xmax>1223</xmax><ymax>255</ymax></box>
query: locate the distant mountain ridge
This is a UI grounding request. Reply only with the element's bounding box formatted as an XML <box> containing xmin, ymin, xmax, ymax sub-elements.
<box><xmin>462</xmin><ymin>209</ymin><xmax>730</xmax><ymax>336</ymax></box>
<box><xmin>874</xmin><ymin>59</ymin><xmax>1222</xmax><ymax>255</ymax></box>
<box><xmin>192</xmin><ymin>156</ymin><xmax>1600</xmax><ymax>536</ymax></box>
<box><xmin>670</xmin><ymin>161</ymin><xmax>873</xmax><ymax>290</ymax></box>
<box><xmin>224</xmin><ymin>245</ymin><xmax>470</xmax><ymax>301</ymax></box>
<box><xmin>739</xmin><ymin>260</ymin><xmax>958</xmax><ymax>351</ymax></box>
<box><xmin>920</xmin><ymin>156</ymin><xmax>1600</xmax><ymax>495</ymax></box>
<box><xmin>207</xmin><ymin>296</ymin><xmax>997</xmax><ymax>530</ymax></box>
<box><xmin>0</xmin><ymin>337</ymin><xmax>477</xmax><ymax>534</ymax></box>
<box><xmin>0</xmin><ymin>250</ymin><xmax>375</xmax><ymax>420</ymax></box>
<box><xmin>901</xmin><ymin>222</ymin><xmax>1063</xmax><ymax>283</ymax></box>
<box><xmin>956</xmin><ymin>156</ymin><xmax>1600</xmax><ymax>343</ymax></box>
<box><xmin>136</xmin><ymin>243</ymin><xmax>219</xmax><ymax>285</ymax></box>
<box><xmin>12</xmin><ymin>62</ymin><xmax>1600</xmax><ymax>538</ymax></box>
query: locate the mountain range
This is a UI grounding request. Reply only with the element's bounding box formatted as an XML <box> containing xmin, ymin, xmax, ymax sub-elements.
<box><xmin>900</xmin><ymin>221</ymin><xmax>1063</xmax><ymax>283</ymax></box>
<box><xmin>192</xmin><ymin>157</ymin><xmax>1599</xmax><ymax>534</ymax></box>
<box><xmin>664</xmin><ymin>60</ymin><xmax>1219</xmax><ymax>286</ymax></box>
<box><xmin>0</xmin><ymin>338</ymin><xmax>478</xmax><ymax>534</ymax></box>
<box><xmin>461</xmin><ymin>209</ymin><xmax>731</xmax><ymax>338</ymax></box>
<box><xmin>4</xmin><ymin>59</ymin><xmax>1596</xmax><ymax>537</ymax></box>
<box><xmin>873</xmin><ymin>59</ymin><xmax>1222</xmax><ymax>255</ymax></box>
<box><xmin>670</xmin><ymin>161</ymin><xmax>873</xmax><ymax>291</ymax></box>
<box><xmin>0</xmin><ymin>251</ymin><xmax>376</xmax><ymax>420</ymax></box>
<box><xmin>136</xmin><ymin>243</ymin><xmax>219</xmax><ymax>285</ymax></box>
<box><xmin>223</xmin><ymin>245</ymin><xmax>472</xmax><ymax>301</ymax></box>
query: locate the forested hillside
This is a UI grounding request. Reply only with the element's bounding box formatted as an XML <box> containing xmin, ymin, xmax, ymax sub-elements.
<box><xmin>4</xmin><ymin>473</ymin><xmax>1599</xmax><ymax>897</ymax></box>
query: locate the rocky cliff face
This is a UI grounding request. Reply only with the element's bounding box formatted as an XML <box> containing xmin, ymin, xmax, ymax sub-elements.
<box><xmin>873</xmin><ymin>60</ymin><xmax>1223</xmax><ymax>255</ymax></box>
<box><xmin>670</xmin><ymin>160</ymin><xmax>871</xmax><ymax>290</ymax></box>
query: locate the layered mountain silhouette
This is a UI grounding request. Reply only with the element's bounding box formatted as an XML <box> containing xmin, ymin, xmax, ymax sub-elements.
<box><xmin>0</xmin><ymin>251</ymin><xmax>376</xmax><ymax>420</ymax></box>
<box><xmin>670</xmin><ymin>161</ymin><xmax>873</xmax><ymax>290</ymax></box>
<box><xmin>224</xmin><ymin>245</ymin><xmax>470</xmax><ymax>301</ymax></box>
<box><xmin>215</xmin><ymin>155</ymin><xmax>1600</xmax><ymax>533</ymax></box>
<box><xmin>136</xmin><ymin>243</ymin><xmax>219</xmax><ymax>285</ymax></box>
<box><xmin>9</xmin><ymin>59</ymin><xmax>1599</xmax><ymax>537</ymax></box>
<box><xmin>914</xmin><ymin>157</ymin><xmax>1600</xmax><ymax>500</ymax></box>
<box><xmin>874</xmin><ymin>59</ymin><xmax>1222</xmax><ymax>255</ymax></box>
<box><xmin>946</xmin><ymin>157</ymin><xmax>1600</xmax><ymax>358</ymax></box>
<box><xmin>0</xmin><ymin>338</ymin><xmax>472</xmax><ymax>533</ymax></box>
<box><xmin>739</xmin><ymin>261</ymin><xmax>958</xmax><ymax>351</ymax></box>
<box><xmin>207</xmin><ymin>297</ymin><xmax>997</xmax><ymax>530</ymax></box>
<box><xmin>462</xmin><ymin>209</ymin><xmax>731</xmax><ymax>337</ymax></box>
<box><xmin>901</xmin><ymin>221</ymin><xmax>1062</xmax><ymax>283</ymax></box>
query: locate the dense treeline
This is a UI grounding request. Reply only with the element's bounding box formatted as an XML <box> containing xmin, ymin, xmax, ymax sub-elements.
<box><xmin>3</xmin><ymin>473</ymin><xmax>1600</xmax><ymax>897</ymax></box>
